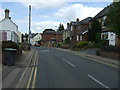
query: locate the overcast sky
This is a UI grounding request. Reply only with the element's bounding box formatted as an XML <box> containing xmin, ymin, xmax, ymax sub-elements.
<box><xmin>0</xmin><ymin>0</ymin><xmax>112</xmax><ymax>34</ymax></box>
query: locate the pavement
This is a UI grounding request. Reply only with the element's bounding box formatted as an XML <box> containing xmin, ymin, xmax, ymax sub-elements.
<box><xmin>56</xmin><ymin>47</ymin><xmax>119</xmax><ymax>69</ymax></box>
<box><xmin>2</xmin><ymin>48</ymin><xmax>36</xmax><ymax>88</ymax></box>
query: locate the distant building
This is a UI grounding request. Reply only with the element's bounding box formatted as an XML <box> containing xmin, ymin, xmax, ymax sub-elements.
<box><xmin>42</xmin><ymin>29</ymin><xmax>62</xmax><ymax>45</ymax></box>
<box><xmin>76</xmin><ymin>17</ymin><xmax>92</xmax><ymax>42</ymax></box>
<box><xmin>30</xmin><ymin>33</ymin><xmax>42</xmax><ymax>45</ymax></box>
<box><xmin>63</xmin><ymin>22</ymin><xmax>71</xmax><ymax>41</ymax></box>
<box><xmin>0</xmin><ymin>9</ymin><xmax>22</xmax><ymax>43</ymax></box>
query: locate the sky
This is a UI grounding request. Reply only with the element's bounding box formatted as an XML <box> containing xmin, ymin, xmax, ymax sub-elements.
<box><xmin>0</xmin><ymin>0</ymin><xmax>113</xmax><ymax>34</ymax></box>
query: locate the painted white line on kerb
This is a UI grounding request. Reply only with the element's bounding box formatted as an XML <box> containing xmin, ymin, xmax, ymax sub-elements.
<box><xmin>88</xmin><ymin>75</ymin><xmax>110</xmax><ymax>89</ymax></box>
<box><xmin>63</xmin><ymin>58</ymin><xmax>75</xmax><ymax>67</ymax></box>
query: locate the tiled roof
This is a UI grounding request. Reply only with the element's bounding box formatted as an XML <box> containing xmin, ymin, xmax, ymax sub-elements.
<box><xmin>94</xmin><ymin>6</ymin><xmax>109</xmax><ymax>19</ymax></box>
<box><xmin>43</xmin><ymin>29</ymin><xmax>62</xmax><ymax>34</ymax></box>
<box><xmin>77</xmin><ymin>17</ymin><xmax>92</xmax><ymax>25</ymax></box>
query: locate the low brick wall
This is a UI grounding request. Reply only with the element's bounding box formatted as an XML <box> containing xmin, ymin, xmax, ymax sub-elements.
<box><xmin>99</xmin><ymin>50</ymin><xmax>120</xmax><ymax>60</ymax></box>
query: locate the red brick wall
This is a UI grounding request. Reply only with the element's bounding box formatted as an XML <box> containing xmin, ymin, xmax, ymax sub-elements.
<box><xmin>116</xmin><ymin>36</ymin><xmax>120</xmax><ymax>46</ymax></box>
<box><xmin>42</xmin><ymin>34</ymin><xmax>62</xmax><ymax>42</ymax></box>
<box><xmin>82</xmin><ymin>32</ymin><xmax>89</xmax><ymax>41</ymax></box>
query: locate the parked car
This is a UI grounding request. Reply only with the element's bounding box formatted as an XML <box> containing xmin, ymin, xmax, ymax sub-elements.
<box><xmin>34</xmin><ymin>42</ymin><xmax>41</xmax><ymax>47</ymax></box>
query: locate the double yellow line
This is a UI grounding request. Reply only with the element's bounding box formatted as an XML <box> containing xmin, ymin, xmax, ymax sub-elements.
<box><xmin>27</xmin><ymin>52</ymin><xmax>38</xmax><ymax>88</ymax></box>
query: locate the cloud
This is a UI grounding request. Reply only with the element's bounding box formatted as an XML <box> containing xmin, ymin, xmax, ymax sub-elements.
<box><xmin>15</xmin><ymin>19</ymin><xmax>66</xmax><ymax>34</ymax></box>
<box><xmin>16</xmin><ymin>0</ymin><xmax>67</xmax><ymax>9</ymax></box>
<box><xmin>1</xmin><ymin>0</ymin><xmax>113</xmax><ymax>2</ymax></box>
<box><xmin>55</xmin><ymin>3</ymin><xmax>103</xmax><ymax>21</ymax></box>
<box><xmin>39</xmin><ymin>15</ymin><xmax>50</xmax><ymax>18</ymax></box>
<box><xmin>0</xmin><ymin>8</ymin><xmax>4</xmax><ymax>20</ymax></box>
<box><xmin>32</xmin><ymin>21</ymin><xmax>66</xmax><ymax>33</ymax></box>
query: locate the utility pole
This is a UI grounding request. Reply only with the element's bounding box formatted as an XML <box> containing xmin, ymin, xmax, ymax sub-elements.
<box><xmin>55</xmin><ymin>26</ymin><xmax>58</xmax><ymax>47</ymax></box>
<box><xmin>28</xmin><ymin>5</ymin><xmax>31</xmax><ymax>50</ymax></box>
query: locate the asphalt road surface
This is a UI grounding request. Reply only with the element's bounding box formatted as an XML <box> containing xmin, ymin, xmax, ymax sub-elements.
<box><xmin>34</xmin><ymin>46</ymin><xmax>119</xmax><ymax>89</ymax></box>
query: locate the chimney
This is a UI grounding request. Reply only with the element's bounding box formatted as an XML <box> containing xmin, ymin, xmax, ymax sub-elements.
<box><xmin>76</xmin><ymin>18</ymin><xmax>79</xmax><ymax>22</ymax></box>
<box><xmin>5</xmin><ymin>9</ymin><xmax>10</xmax><ymax>18</ymax></box>
<box><xmin>67</xmin><ymin>22</ymin><xmax>69</xmax><ymax>28</ymax></box>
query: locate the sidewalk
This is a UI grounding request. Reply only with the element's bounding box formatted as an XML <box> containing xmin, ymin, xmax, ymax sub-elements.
<box><xmin>78</xmin><ymin>48</ymin><xmax>119</xmax><ymax>66</ymax></box>
<box><xmin>56</xmin><ymin>47</ymin><xmax>119</xmax><ymax>68</ymax></box>
<box><xmin>2</xmin><ymin>48</ymin><xmax>35</xmax><ymax>88</ymax></box>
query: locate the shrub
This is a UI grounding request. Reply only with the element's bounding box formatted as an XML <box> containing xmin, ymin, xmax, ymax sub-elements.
<box><xmin>75</xmin><ymin>41</ymin><xmax>89</xmax><ymax>48</ymax></box>
<box><xmin>96</xmin><ymin>39</ymin><xmax>109</xmax><ymax>48</ymax></box>
<box><xmin>64</xmin><ymin>37</ymin><xmax>70</xmax><ymax>44</ymax></box>
<box><xmin>2</xmin><ymin>41</ymin><xmax>19</xmax><ymax>50</ymax></box>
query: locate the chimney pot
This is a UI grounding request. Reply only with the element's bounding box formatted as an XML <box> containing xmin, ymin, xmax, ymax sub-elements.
<box><xmin>76</xmin><ymin>18</ymin><xmax>79</xmax><ymax>22</ymax></box>
<box><xmin>67</xmin><ymin>22</ymin><xmax>70</xmax><ymax>28</ymax></box>
<box><xmin>5</xmin><ymin>9</ymin><xmax>10</xmax><ymax>18</ymax></box>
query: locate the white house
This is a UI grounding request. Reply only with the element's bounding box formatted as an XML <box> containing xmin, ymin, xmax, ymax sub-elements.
<box><xmin>17</xmin><ymin>30</ymin><xmax>23</xmax><ymax>43</ymax></box>
<box><xmin>63</xmin><ymin>22</ymin><xmax>71</xmax><ymax>41</ymax></box>
<box><xmin>0</xmin><ymin>9</ymin><xmax>22</xmax><ymax>43</ymax></box>
<box><xmin>30</xmin><ymin>33</ymin><xmax>42</xmax><ymax>45</ymax></box>
<box><xmin>101</xmin><ymin>30</ymin><xmax>116</xmax><ymax>46</ymax></box>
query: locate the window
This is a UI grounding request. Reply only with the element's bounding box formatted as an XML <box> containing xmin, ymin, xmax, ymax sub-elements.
<box><xmin>80</xmin><ymin>35</ymin><xmax>82</xmax><ymax>41</ymax></box>
<box><xmin>71</xmin><ymin>26</ymin><xmax>73</xmax><ymax>31</ymax></box>
<box><xmin>77</xmin><ymin>35</ymin><xmax>79</xmax><ymax>41</ymax></box>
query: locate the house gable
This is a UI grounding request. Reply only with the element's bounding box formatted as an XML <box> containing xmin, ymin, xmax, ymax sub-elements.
<box><xmin>0</xmin><ymin>18</ymin><xmax>18</xmax><ymax>33</ymax></box>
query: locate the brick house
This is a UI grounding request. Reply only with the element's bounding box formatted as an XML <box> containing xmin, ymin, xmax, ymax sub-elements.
<box><xmin>42</xmin><ymin>29</ymin><xmax>62</xmax><ymax>46</ymax></box>
<box><xmin>76</xmin><ymin>17</ymin><xmax>92</xmax><ymax>42</ymax></box>
<box><xmin>69</xmin><ymin>17</ymin><xmax>92</xmax><ymax>47</ymax></box>
<box><xmin>70</xmin><ymin>19</ymin><xmax>79</xmax><ymax>47</ymax></box>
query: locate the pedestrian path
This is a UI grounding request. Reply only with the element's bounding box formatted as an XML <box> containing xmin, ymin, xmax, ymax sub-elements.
<box><xmin>55</xmin><ymin>47</ymin><xmax>119</xmax><ymax>68</ymax></box>
<box><xmin>2</xmin><ymin>48</ymin><xmax>35</xmax><ymax>88</ymax></box>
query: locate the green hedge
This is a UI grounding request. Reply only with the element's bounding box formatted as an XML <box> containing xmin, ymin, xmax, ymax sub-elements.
<box><xmin>2</xmin><ymin>41</ymin><xmax>19</xmax><ymax>50</ymax></box>
<box><xmin>75</xmin><ymin>41</ymin><xmax>89</xmax><ymax>48</ymax></box>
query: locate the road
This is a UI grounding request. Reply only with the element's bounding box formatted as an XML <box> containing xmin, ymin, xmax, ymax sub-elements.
<box><xmin>32</xmin><ymin>46</ymin><xmax>118</xmax><ymax>88</ymax></box>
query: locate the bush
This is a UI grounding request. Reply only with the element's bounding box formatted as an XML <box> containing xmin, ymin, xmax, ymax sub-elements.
<box><xmin>96</xmin><ymin>39</ymin><xmax>109</xmax><ymax>48</ymax></box>
<box><xmin>19</xmin><ymin>43</ymin><xmax>23</xmax><ymax>50</ymax></box>
<box><xmin>2</xmin><ymin>41</ymin><xmax>19</xmax><ymax>50</ymax></box>
<box><xmin>75</xmin><ymin>41</ymin><xmax>89</xmax><ymax>48</ymax></box>
<box><xmin>64</xmin><ymin>37</ymin><xmax>70</xmax><ymax>44</ymax></box>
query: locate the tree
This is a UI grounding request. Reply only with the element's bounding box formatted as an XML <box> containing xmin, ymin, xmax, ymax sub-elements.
<box><xmin>57</xmin><ymin>23</ymin><xmax>64</xmax><ymax>31</ymax></box>
<box><xmin>89</xmin><ymin>19</ymin><xmax>102</xmax><ymax>43</ymax></box>
<box><xmin>106</xmin><ymin>2</ymin><xmax>120</xmax><ymax>38</ymax></box>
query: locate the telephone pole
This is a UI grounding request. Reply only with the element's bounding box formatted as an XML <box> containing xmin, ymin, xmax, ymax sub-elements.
<box><xmin>28</xmin><ymin>5</ymin><xmax>31</xmax><ymax>50</ymax></box>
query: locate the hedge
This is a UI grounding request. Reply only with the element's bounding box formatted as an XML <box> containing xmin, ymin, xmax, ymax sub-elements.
<box><xmin>75</xmin><ymin>41</ymin><xmax>89</xmax><ymax>48</ymax></box>
<box><xmin>2</xmin><ymin>41</ymin><xmax>19</xmax><ymax>50</ymax></box>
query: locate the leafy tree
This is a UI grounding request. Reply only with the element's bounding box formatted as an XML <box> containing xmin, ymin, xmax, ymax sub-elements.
<box><xmin>106</xmin><ymin>2</ymin><xmax>120</xmax><ymax>38</ymax></box>
<box><xmin>64</xmin><ymin>37</ymin><xmax>70</xmax><ymax>44</ymax></box>
<box><xmin>89</xmin><ymin>19</ymin><xmax>102</xmax><ymax>43</ymax></box>
<box><xmin>57</xmin><ymin>23</ymin><xmax>64</xmax><ymax>31</ymax></box>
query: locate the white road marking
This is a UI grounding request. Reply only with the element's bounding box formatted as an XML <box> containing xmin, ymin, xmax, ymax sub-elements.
<box><xmin>63</xmin><ymin>58</ymin><xmax>75</xmax><ymax>67</ymax></box>
<box><xmin>39</xmin><ymin>50</ymin><xmax>49</xmax><ymax>53</ymax></box>
<box><xmin>88</xmin><ymin>75</ymin><xmax>110</xmax><ymax>89</ymax></box>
